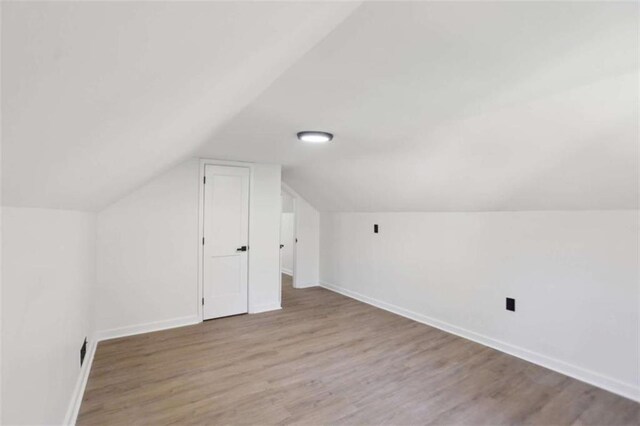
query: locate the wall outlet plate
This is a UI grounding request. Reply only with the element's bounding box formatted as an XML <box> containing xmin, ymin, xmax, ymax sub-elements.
<box><xmin>80</xmin><ymin>338</ymin><xmax>87</xmax><ymax>366</ymax></box>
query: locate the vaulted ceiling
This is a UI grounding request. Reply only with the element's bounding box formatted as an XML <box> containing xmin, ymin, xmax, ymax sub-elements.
<box><xmin>3</xmin><ymin>1</ymin><xmax>638</xmax><ymax>212</ymax></box>
<box><xmin>1</xmin><ymin>1</ymin><xmax>360</xmax><ymax>210</ymax></box>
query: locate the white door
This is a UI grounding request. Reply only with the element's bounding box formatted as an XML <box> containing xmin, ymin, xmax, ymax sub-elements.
<box><xmin>203</xmin><ymin>165</ymin><xmax>250</xmax><ymax>320</ymax></box>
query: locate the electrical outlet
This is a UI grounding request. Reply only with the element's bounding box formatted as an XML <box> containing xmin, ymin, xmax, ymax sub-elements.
<box><xmin>80</xmin><ymin>338</ymin><xmax>87</xmax><ymax>366</ymax></box>
<box><xmin>506</xmin><ymin>298</ymin><xmax>515</xmax><ymax>312</ymax></box>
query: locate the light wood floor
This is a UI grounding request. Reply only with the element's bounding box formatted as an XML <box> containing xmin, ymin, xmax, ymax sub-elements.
<box><xmin>78</xmin><ymin>274</ymin><xmax>639</xmax><ymax>425</ymax></box>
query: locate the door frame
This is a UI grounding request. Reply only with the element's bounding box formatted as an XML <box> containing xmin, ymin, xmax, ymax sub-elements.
<box><xmin>198</xmin><ymin>159</ymin><xmax>254</xmax><ymax>322</ymax></box>
<box><xmin>281</xmin><ymin>183</ymin><xmax>303</xmax><ymax>289</ymax></box>
<box><xmin>280</xmin><ymin>187</ymin><xmax>296</xmax><ymax>293</ymax></box>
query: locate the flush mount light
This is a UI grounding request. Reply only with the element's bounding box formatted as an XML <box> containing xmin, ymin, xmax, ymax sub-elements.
<box><xmin>297</xmin><ymin>131</ymin><xmax>333</xmax><ymax>143</ymax></box>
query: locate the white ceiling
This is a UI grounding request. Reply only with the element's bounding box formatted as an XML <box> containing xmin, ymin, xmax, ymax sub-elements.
<box><xmin>3</xmin><ymin>1</ymin><xmax>638</xmax><ymax>212</ymax></box>
<box><xmin>1</xmin><ymin>1</ymin><xmax>360</xmax><ymax>210</ymax></box>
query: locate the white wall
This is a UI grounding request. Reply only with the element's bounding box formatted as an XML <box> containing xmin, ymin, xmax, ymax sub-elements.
<box><xmin>280</xmin><ymin>213</ymin><xmax>294</xmax><ymax>274</ymax></box>
<box><xmin>2</xmin><ymin>207</ymin><xmax>96</xmax><ymax>425</ymax></box>
<box><xmin>96</xmin><ymin>159</ymin><xmax>282</xmax><ymax>335</ymax></box>
<box><xmin>320</xmin><ymin>211</ymin><xmax>639</xmax><ymax>400</ymax></box>
<box><xmin>1</xmin><ymin>12</ymin><xmax>4</xmax><ymax>415</ymax></box>
<box><xmin>248</xmin><ymin>164</ymin><xmax>282</xmax><ymax>312</ymax></box>
<box><xmin>282</xmin><ymin>191</ymin><xmax>294</xmax><ymax>213</ymax></box>
<box><xmin>96</xmin><ymin>159</ymin><xmax>200</xmax><ymax>336</ymax></box>
<box><xmin>295</xmin><ymin>196</ymin><xmax>319</xmax><ymax>288</ymax></box>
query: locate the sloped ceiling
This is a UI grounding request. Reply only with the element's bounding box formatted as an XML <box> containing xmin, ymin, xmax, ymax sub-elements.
<box><xmin>201</xmin><ymin>1</ymin><xmax>638</xmax><ymax>211</ymax></box>
<box><xmin>1</xmin><ymin>1</ymin><xmax>360</xmax><ymax>210</ymax></box>
<box><xmin>3</xmin><ymin>1</ymin><xmax>638</xmax><ymax>212</ymax></box>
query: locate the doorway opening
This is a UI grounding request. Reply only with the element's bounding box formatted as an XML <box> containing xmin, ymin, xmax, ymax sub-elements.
<box><xmin>280</xmin><ymin>189</ymin><xmax>296</xmax><ymax>303</ymax></box>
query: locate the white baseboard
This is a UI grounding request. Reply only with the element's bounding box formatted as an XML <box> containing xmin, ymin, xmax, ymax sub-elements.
<box><xmin>249</xmin><ymin>303</ymin><xmax>282</xmax><ymax>314</ymax></box>
<box><xmin>281</xmin><ymin>268</ymin><xmax>293</xmax><ymax>276</ymax></box>
<box><xmin>65</xmin><ymin>315</ymin><xmax>201</xmax><ymax>424</ymax></box>
<box><xmin>95</xmin><ymin>315</ymin><xmax>201</xmax><ymax>342</ymax></box>
<box><xmin>295</xmin><ymin>282</ymin><xmax>319</xmax><ymax>289</ymax></box>
<box><xmin>63</xmin><ymin>339</ymin><xmax>97</xmax><ymax>425</ymax></box>
<box><xmin>320</xmin><ymin>280</ymin><xmax>640</xmax><ymax>402</ymax></box>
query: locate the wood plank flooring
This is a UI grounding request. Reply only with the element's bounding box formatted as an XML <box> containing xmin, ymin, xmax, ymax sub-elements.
<box><xmin>78</xmin><ymin>274</ymin><xmax>639</xmax><ymax>425</ymax></box>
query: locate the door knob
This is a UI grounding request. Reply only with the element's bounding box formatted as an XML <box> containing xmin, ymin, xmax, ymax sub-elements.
<box><xmin>236</xmin><ymin>246</ymin><xmax>247</xmax><ymax>252</ymax></box>
<box><xmin>280</xmin><ymin>244</ymin><xmax>284</xmax><ymax>249</ymax></box>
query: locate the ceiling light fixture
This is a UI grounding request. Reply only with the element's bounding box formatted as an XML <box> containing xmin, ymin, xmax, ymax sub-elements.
<box><xmin>297</xmin><ymin>131</ymin><xmax>333</xmax><ymax>143</ymax></box>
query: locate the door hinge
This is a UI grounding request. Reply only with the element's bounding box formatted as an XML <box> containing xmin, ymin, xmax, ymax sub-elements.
<box><xmin>202</xmin><ymin>237</ymin><xmax>205</xmax><ymax>245</ymax></box>
<box><xmin>202</xmin><ymin>298</ymin><xmax>204</xmax><ymax>306</ymax></box>
<box><xmin>203</xmin><ymin>176</ymin><xmax>206</xmax><ymax>184</ymax></box>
